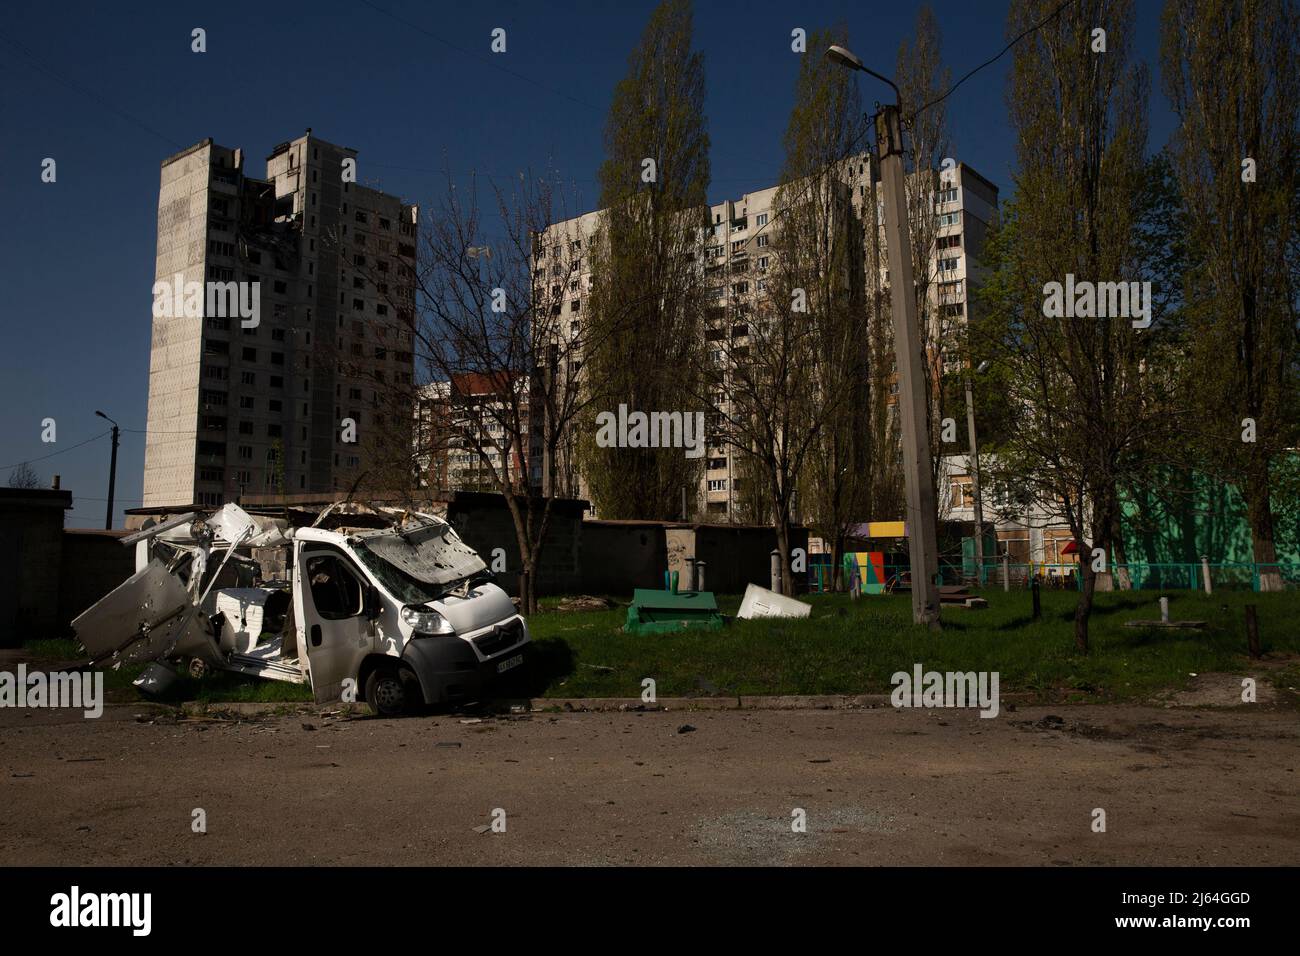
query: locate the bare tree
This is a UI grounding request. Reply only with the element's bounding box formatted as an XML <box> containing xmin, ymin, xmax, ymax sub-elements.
<box><xmin>7</xmin><ymin>462</ymin><xmax>40</xmax><ymax>489</ymax></box>
<box><xmin>400</xmin><ymin>171</ymin><xmax>632</xmax><ymax>614</ymax></box>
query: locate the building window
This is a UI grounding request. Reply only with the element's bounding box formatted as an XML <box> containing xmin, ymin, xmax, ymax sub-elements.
<box><xmin>950</xmin><ymin>474</ymin><xmax>974</xmax><ymax>509</ymax></box>
<box><xmin>756</xmin><ymin>235</ymin><xmax>769</xmax><ymax>248</ymax></box>
<box><xmin>756</xmin><ymin>213</ymin><xmax>769</xmax><ymax>227</ymax></box>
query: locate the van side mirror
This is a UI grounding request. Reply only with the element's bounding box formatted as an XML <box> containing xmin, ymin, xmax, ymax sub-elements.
<box><xmin>363</xmin><ymin>585</ymin><xmax>382</xmax><ymax>621</ymax></box>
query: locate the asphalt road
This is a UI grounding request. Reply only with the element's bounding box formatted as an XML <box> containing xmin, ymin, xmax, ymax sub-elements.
<box><xmin>1</xmin><ymin>703</ymin><xmax>1297</xmax><ymax>866</ymax></box>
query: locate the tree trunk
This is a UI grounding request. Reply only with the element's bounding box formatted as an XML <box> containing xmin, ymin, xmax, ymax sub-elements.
<box><xmin>1109</xmin><ymin>507</ymin><xmax>1132</xmax><ymax>591</ymax></box>
<box><xmin>776</xmin><ymin>522</ymin><xmax>792</xmax><ymax>596</ymax></box>
<box><xmin>1245</xmin><ymin>460</ymin><xmax>1282</xmax><ymax>592</ymax></box>
<box><xmin>1073</xmin><ymin>552</ymin><xmax>1093</xmax><ymax>654</ymax></box>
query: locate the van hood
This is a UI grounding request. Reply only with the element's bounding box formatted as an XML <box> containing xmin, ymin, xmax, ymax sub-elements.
<box><xmin>432</xmin><ymin>582</ymin><xmax>517</xmax><ymax>635</ymax></box>
<box><xmin>353</xmin><ymin>520</ymin><xmax>486</xmax><ymax>587</ymax></box>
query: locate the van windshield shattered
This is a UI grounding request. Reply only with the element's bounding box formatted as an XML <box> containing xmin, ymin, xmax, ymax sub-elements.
<box><xmin>351</xmin><ymin>520</ymin><xmax>488</xmax><ymax>605</ymax></box>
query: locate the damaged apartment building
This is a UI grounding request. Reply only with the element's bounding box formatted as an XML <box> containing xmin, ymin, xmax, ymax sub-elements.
<box><xmin>143</xmin><ymin>131</ymin><xmax>419</xmax><ymax>510</ymax></box>
<box><xmin>536</xmin><ymin>156</ymin><xmax>999</xmax><ymax>522</ymax></box>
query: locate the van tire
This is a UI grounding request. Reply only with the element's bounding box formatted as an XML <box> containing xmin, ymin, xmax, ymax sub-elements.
<box><xmin>365</xmin><ymin>664</ymin><xmax>412</xmax><ymax>717</ymax></box>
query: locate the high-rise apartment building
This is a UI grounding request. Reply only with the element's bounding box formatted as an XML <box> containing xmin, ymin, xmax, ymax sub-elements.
<box><xmin>415</xmin><ymin>374</ymin><xmax>531</xmax><ymax>493</ymax></box>
<box><xmin>536</xmin><ymin>156</ymin><xmax>998</xmax><ymax>520</ymax></box>
<box><xmin>143</xmin><ymin>132</ymin><xmax>418</xmax><ymax>508</ymax></box>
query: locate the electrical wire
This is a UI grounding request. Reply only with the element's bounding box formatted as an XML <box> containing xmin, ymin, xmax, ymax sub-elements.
<box><xmin>0</xmin><ymin>31</ymin><xmax>184</xmax><ymax>151</ymax></box>
<box><xmin>908</xmin><ymin>0</ymin><xmax>1084</xmax><ymax>121</ymax></box>
<box><xmin>357</xmin><ymin>0</ymin><xmax>604</xmax><ymax>114</ymax></box>
<box><xmin>0</xmin><ymin>430</ymin><xmax>112</xmax><ymax>472</ymax></box>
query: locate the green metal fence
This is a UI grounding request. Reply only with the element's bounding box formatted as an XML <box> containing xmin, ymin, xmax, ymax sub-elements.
<box><xmin>810</xmin><ymin>560</ymin><xmax>1300</xmax><ymax>593</ymax></box>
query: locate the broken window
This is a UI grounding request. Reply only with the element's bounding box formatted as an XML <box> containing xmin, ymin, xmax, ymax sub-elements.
<box><xmin>306</xmin><ymin>554</ymin><xmax>363</xmax><ymax>620</ymax></box>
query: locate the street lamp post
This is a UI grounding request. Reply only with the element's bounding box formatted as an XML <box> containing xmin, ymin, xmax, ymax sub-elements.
<box><xmin>94</xmin><ymin>410</ymin><xmax>120</xmax><ymax>531</ymax></box>
<box><xmin>828</xmin><ymin>45</ymin><xmax>941</xmax><ymax>629</ymax></box>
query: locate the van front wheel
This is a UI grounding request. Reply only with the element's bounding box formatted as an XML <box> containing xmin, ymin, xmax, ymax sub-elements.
<box><xmin>366</xmin><ymin>665</ymin><xmax>412</xmax><ymax>717</ymax></box>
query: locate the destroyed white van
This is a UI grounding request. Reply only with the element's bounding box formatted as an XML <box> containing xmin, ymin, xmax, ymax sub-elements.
<box><xmin>72</xmin><ymin>502</ymin><xmax>530</xmax><ymax>715</ymax></box>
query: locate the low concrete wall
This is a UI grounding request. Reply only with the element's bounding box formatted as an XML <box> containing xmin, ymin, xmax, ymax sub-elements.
<box><xmin>0</xmin><ymin>489</ymin><xmax>72</xmax><ymax>645</ymax></box>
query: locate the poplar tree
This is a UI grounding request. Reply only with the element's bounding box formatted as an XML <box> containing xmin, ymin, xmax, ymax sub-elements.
<box><xmin>1160</xmin><ymin>0</ymin><xmax>1300</xmax><ymax>590</ymax></box>
<box><xmin>580</xmin><ymin>0</ymin><xmax>711</xmax><ymax>519</ymax></box>
<box><xmin>974</xmin><ymin>0</ymin><xmax>1160</xmax><ymax>652</ymax></box>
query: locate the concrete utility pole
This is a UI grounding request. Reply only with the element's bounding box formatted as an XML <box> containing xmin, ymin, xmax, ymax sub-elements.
<box><xmin>964</xmin><ymin>370</ymin><xmax>985</xmax><ymax>585</ymax></box>
<box><xmin>876</xmin><ymin>105</ymin><xmax>942</xmax><ymax>628</ymax></box>
<box><xmin>827</xmin><ymin>45</ymin><xmax>941</xmax><ymax>627</ymax></box>
<box><xmin>95</xmin><ymin>410</ymin><xmax>120</xmax><ymax>531</ymax></box>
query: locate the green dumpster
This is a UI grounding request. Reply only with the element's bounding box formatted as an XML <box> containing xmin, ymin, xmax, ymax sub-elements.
<box><xmin>624</xmin><ymin>588</ymin><xmax>724</xmax><ymax>635</ymax></box>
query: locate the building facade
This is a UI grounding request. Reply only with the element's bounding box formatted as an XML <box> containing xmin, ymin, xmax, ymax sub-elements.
<box><xmin>536</xmin><ymin>156</ymin><xmax>998</xmax><ymax>521</ymax></box>
<box><xmin>415</xmin><ymin>374</ymin><xmax>531</xmax><ymax>493</ymax></box>
<box><xmin>143</xmin><ymin>132</ymin><xmax>418</xmax><ymax>507</ymax></box>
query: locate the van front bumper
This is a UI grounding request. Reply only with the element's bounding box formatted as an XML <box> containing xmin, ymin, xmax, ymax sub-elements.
<box><xmin>401</xmin><ymin>620</ymin><xmax>528</xmax><ymax>705</ymax></box>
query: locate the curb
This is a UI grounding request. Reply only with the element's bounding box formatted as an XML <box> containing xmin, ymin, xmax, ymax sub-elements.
<box><xmin>109</xmin><ymin>693</ymin><xmax>1050</xmax><ymax>718</ymax></box>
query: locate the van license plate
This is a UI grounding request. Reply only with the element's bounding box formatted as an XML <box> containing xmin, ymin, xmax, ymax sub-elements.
<box><xmin>496</xmin><ymin>654</ymin><xmax>523</xmax><ymax>674</ymax></box>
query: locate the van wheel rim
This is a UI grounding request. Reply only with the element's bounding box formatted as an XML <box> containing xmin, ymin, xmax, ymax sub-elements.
<box><xmin>375</xmin><ymin>679</ymin><xmax>403</xmax><ymax>709</ymax></box>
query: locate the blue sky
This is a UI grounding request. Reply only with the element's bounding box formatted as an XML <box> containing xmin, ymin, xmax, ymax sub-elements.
<box><xmin>0</xmin><ymin>0</ymin><xmax>1174</xmax><ymax>528</ymax></box>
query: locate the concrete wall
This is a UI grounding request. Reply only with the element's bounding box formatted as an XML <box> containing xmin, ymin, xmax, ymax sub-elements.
<box><xmin>58</xmin><ymin>530</ymin><xmax>135</xmax><ymax>627</ymax></box>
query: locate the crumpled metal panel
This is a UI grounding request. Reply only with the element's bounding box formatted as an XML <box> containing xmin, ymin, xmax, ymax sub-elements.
<box><xmin>354</xmin><ymin>520</ymin><xmax>486</xmax><ymax>585</ymax></box>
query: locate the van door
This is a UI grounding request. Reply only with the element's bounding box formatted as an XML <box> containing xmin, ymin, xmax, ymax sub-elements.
<box><xmin>295</xmin><ymin>546</ymin><xmax>373</xmax><ymax>704</ymax></box>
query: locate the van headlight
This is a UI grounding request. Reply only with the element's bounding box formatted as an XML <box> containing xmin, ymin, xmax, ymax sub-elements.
<box><xmin>401</xmin><ymin>604</ymin><xmax>456</xmax><ymax>636</ymax></box>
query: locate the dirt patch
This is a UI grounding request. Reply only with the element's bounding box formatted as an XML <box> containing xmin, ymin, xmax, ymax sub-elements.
<box><xmin>1160</xmin><ymin>671</ymin><xmax>1280</xmax><ymax>708</ymax></box>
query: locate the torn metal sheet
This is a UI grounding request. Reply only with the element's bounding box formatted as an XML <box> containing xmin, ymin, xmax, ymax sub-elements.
<box><xmin>72</xmin><ymin>558</ymin><xmax>206</xmax><ymax>667</ymax></box>
<box><xmin>119</xmin><ymin>512</ymin><xmax>198</xmax><ymax>547</ymax></box>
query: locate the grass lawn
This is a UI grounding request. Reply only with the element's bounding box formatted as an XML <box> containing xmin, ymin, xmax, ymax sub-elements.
<box><xmin>513</xmin><ymin>589</ymin><xmax>1300</xmax><ymax>702</ymax></box>
<box><xmin>24</xmin><ymin>589</ymin><xmax>1300</xmax><ymax>705</ymax></box>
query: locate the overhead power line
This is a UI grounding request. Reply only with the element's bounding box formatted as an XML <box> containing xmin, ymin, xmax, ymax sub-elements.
<box><xmin>909</xmin><ymin>0</ymin><xmax>1084</xmax><ymax>120</ymax></box>
<box><xmin>0</xmin><ymin>31</ymin><xmax>184</xmax><ymax>150</ymax></box>
<box><xmin>356</xmin><ymin>0</ymin><xmax>604</xmax><ymax>114</ymax></box>
<box><xmin>0</xmin><ymin>430</ymin><xmax>112</xmax><ymax>472</ymax></box>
